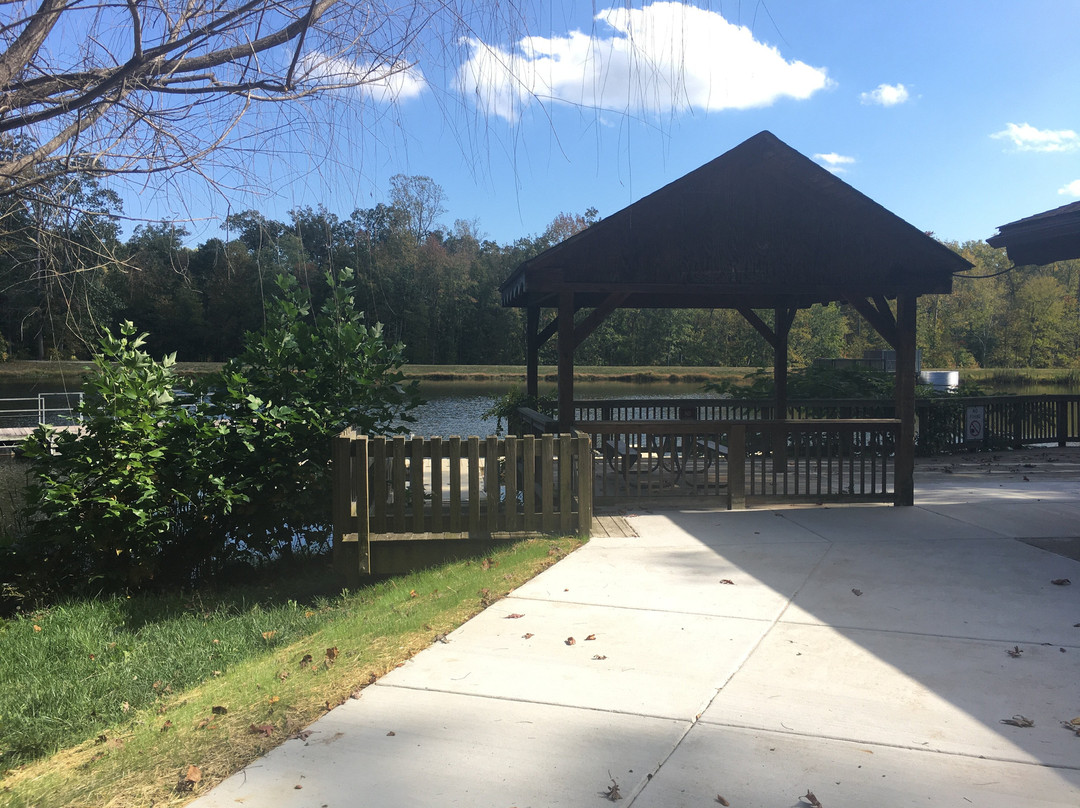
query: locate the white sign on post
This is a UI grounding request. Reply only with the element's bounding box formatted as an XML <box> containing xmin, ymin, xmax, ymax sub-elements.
<box><xmin>966</xmin><ymin>406</ymin><xmax>985</xmax><ymax>443</ymax></box>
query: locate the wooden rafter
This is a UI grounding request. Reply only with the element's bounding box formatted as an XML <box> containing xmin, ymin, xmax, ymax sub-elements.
<box><xmin>846</xmin><ymin>295</ymin><xmax>898</xmax><ymax>349</ymax></box>
<box><xmin>573</xmin><ymin>292</ymin><xmax>629</xmax><ymax>349</ymax></box>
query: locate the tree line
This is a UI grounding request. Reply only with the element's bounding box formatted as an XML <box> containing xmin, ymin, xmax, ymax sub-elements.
<box><xmin>1</xmin><ymin>169</ymin><xmax>1077</xmax><ymax>370</ymax></box>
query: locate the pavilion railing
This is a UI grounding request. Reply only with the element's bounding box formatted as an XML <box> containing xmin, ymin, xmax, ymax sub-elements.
<box><xmin>574</xmin><ymin>394</ymin><xmax>1080</xmax><ymax>454</ymax></box>
<box><xmin>581</xmin><ymin>418</ymin><xmax>899</xmax><ymax>508</ymax></box>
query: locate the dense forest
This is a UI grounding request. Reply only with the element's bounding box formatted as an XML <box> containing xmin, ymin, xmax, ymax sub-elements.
<box><xmin>1</xmin><ymin>170</ymin><xmax>1078</xmax><ymax>370</ymax></box>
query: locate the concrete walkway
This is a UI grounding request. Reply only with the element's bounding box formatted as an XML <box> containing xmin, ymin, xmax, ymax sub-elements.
<box><xmin>192</xmin><ymin>469</ymin><xmax>1080</xmax><ymax>807</ymax></box>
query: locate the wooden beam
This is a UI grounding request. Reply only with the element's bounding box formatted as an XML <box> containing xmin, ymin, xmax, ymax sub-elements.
<box><xmin>894</xmin><ymin>293</ymin><xmax>917</xmax><ymax>506</ymax></box>
<box><xmin>526</xmin><ymin>305</ymin><xmax>539</xmax><ymax>398</ymax></box>
<box><xmin>557</xmin><ymin>292</ymin><xmax>575</xmax><ymax>430</ymax></box>
<box><xmin>538</xmin><ymin>302</ymin><xmax>588</xmax><ymax>348</ymax></box>
<box><xmin>537</xmin><ymin>315</ymin><xmax>559</xmax><ymax>347</ymax></box>
<box><xmin>573</xmin><ymin>292</ymin><xmax>629</xmax><ymax>349</ymax></box>
<box><xmin>737</xmin><ymin>307</ymin><xmax>778</xmax><ymax>348</ymax></box>
<box><xmin>846</xmin><ymin>296</ymin><xmax>898</xmax><ymax>349</ymax></box>
<box><xmin>772</xmin><ymin>305</ymin><xmax>794</xmax><ymax>469</ymax></box>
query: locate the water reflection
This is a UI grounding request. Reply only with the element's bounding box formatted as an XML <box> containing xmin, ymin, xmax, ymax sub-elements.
<box><xmin>398</xmin><ymin>379</ymin><xmax>718</xmax><ymax>438</ymax></box>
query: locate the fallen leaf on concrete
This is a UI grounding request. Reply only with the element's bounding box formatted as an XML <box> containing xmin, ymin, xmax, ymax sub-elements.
<box><xmin>603</xmin><ymin>777</ymin><xmax>622</xmax><ymax>801</ymax></box>
<box><xmin>715</xmin><ymin>795</ymin><xmax>730</xmax><ymax>805</ymax></box>
<box><xmin>719</xmin><ymin>579</ymin><xmax>735</xmax><ymax>585</ymax></box>
<box><xmin>1006</xmin><ymin>645</ymin><xmax>1023</xmax><ymax>658</ymax></box>
<box><xmin>1061</xmin><ymin>718</ymin><xmax>1080</xmax><ymax>736</ymax></box>
<box><xmin>176</xmin><ymin>764</ymin><xmax>202</xmax><ymax>793</ymax></box>
<box><xmin>1051</xmin><ymin>578</ymin><xmax>1072</xmax><ymax>586</ymax></box>
<box><xmin>433</xmin><ymin>632</ymin><xmax>449</xmax><ymax>643</ymax></box>
<box><xmin>852</xmin><ymin>589</ymin><xmax>863</xmax><ymax>596</ymax></box>
<box><xmin>592</xmin><ymin>654</ymin><xmax>608</xmax><ymax>660</ymax></box>
<box><xmin>800</xmin><ymin>790</ymin><xmax>823</xmax><ymax>807</ymax></box>
<box><xmin>386</xmin><ymin>730</ymin><xmax>396</xmax><ymax>736</ymax></box>
<box><xmin>565</xmin><ymin>637</ymin><xmax>576</xmax><ymax>646</ymax></box>
<box><xmin>585</xmin><ymin>634</ymin><xmax>597</xmax><ymax>641</ymax></box>
<box><xmin>1000</xmin><ymin>715</ymin><xmax>1034</xmax><ymax>727</ymax></box>
<box><xmin>505</xmin><ymin>613</ymin><xmax>525</xmax><ymax>619</ymax></box>
<box><xmin>288</xmin><ymin>729</ymin><xmax>314</xmax><ymax>741</ymax></box>
<box><xmin>249</xmin><ymin>723</ymin><xmax>274</xmax><ymax>737</ymax></box>
<box><xmin>522</xmin><ymin>633</ymin><xmax>534</xmax><ymax>639</ymax></box>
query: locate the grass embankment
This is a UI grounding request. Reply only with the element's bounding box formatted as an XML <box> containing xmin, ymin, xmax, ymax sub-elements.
<box><xmin>0</xmin><ymin>360</ymin><xmax>224</xmax><ymax>386</ymax></box>
<box><xmin>0</xmin><ymin>536</ymin><xmax>583</xmax><ymax>808</ymax></box>
<box><xmin>963</xmin><ymin>367</ymin><xmax>1080</xmax><ymax>388</ymax></box>
<box><xmin>6</xmin><ymin>361</ymin><xmax>1080</xmax><ymax>390</ymax></box>
<box><xmin>405</xmin><ymin>364</ymin><xmax>758</xmax><ymax>384</ymax></box>
<box><xmin>0</xmin><ymin>361</ymin><xmax>753</xmax><ymax>387</ymax></box>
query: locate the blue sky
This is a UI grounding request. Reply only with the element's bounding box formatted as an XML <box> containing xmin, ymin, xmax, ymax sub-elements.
<box><xmin>132</xmin><ymin>1</ymin><xmax>1080</xmax><ymax>248</ymax></box>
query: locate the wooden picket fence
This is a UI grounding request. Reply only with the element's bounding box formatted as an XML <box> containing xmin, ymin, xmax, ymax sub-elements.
<box><xmin>332</xmin><ymin>430</ymin><xmax>593</xmax><ymax>577</ymax></box>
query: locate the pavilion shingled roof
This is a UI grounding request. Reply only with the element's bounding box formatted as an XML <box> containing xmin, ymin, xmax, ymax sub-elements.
<box><xmin>501</xmin><ymin>131</ymin><xmax>971</xmax><ymax>310</ymax></box>
<box><xmin>987</xmin><ymin>200</ymin><xmax>1080</xmax><ymax>266</ymax></box>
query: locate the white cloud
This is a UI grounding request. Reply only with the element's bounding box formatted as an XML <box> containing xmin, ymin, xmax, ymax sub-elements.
<box><xmin>859</xmin><ymin>83</ymin><xmax>909</xmax><ymax>106</ymax></box>
<box><xmin>1059</xmin><ymin>179</ymin><xmax>1080</xmax><ymax>197</ymax></box>
<box><xmin>991</xmin><ymin>122</ymin><xmax>1080</xmax><ymax>153</ymax></box>
<box><xmin>300</xmin><ymin>53</ymin><xmax>426</xmax><ymax>103</ymax></box>
<box><xmin>814</xmin><ymin>152</ymin><xmax>856</xmax><ymax>173</ymax></box>
<box><xmin>456</xmin><ymin>1</ymin><xmax>832</xmax><ymax>122</ymax></box>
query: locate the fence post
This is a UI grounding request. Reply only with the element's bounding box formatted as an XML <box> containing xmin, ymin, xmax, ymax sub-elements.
<box><xmin>486</xmin><ymin>435</ymin><xmax>499</xmax><ymax>533</ymax></box>
<box><xmin>1058</xmin><ymin>398</ymin><xmax>1069</xmax><ymax>448</ymax></box>
<box><xmin>331</xmin><ymin>430</ymin><xmax>352</xmax><ymax>576</ymax></box>
<box><xmin>355</xmin><ymin>435</ymin><xmax>370</xmax><ymax>575</ymax></box>
<box><xmin>575</xmin><ymin>431</ymin><xmax>592</xmax><ymax>536</ymax></box>
<box><xmin>332</xmin><ymin>431</ymin><xmax>369</xmax><ymax>584</ymax></box>
<box><xmin>1012</xmin><ymin>401</ymin><xmax>1024</xmax><ymax>450</ymax></box>
<box><xmin>727</xmin><ymin>424</ymin><xmax>746</xmax><ymax>510</ymax></box>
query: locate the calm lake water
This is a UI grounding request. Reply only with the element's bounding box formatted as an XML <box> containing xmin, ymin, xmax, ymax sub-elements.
<box><xmin>3</xmin><ymin>376</ymin><xmax>1079</xmax><ymax>438</ymax></box>
<box><xmin>401</xmin><ymin>379</ymin><xmax>719</xmax><ymax>438</ymax></box>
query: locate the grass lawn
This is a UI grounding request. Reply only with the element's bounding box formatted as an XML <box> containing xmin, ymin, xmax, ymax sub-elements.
<box><xmin>0</xmin><ymin>536</ymin><xmax>583</xmax><ymax>807</ymax></box>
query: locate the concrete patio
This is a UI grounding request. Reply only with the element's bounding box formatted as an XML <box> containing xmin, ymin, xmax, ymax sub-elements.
<box><xmin>191</xmin><ymin>452</ymin><xmax>1080</xmax><ymax>807</ymax></box>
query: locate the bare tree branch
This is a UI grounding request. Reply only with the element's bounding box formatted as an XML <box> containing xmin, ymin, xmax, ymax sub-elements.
<box><xmin>0</xmin><ymin>0</ymin><xmax>446</xmax><ymax>195</ymax></box>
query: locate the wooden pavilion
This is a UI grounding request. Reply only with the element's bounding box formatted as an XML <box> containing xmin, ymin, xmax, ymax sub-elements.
<box><xmin>988</xmin><ymin>201</ymin><xmax>1080</xmax><ymax>265</ymax></box>
<box><xmin>499</xmin><ymin>131</ymin><xmax>973</xmax><ymax>506</ymax></box>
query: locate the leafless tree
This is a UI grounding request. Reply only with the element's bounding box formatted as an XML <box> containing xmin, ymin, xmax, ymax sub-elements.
<box><xmin>0</xmin><ymin>0</ymin><xmax>514</xmax><ymax>200</ymax></box>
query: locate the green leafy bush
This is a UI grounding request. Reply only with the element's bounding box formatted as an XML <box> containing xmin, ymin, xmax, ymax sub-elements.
<box><xmin>8</xmin><ymin>268</ymin><xmax>419</xmax><ymax>598</ymax></box>
<box><xmin>17</xmin><ymin>323</ymin><xmax>242</xmax><ymax>591</ymax></box>
<box><xmin>197</xmin><ymin>269</ymin><xmax>420</xmax><ymax>560</ymax></box>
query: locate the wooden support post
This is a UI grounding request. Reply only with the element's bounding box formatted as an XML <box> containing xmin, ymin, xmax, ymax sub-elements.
<box><xmin>527</xmin><ymin>304</ymin><xmax>540</xmax><ymax>399</ymax></box>
<box><xmin>575</xmin><ymin>432</ymin><xmax>592</xmax><ymax>537</ymax></box>
<box><xmin>1058</xmin><ymin>397</ymin><xmax>1069</xmax><ymax>448</ymax></box>
<box><xmin>894</xmin><ymin>293</ymin><xmax>917</xmax><ymax>506</ymax></box>
<box><xmin>557</xmin><ymin>292</ymin><xmax>575</xmax><ymax>430</ymax></box>
<box><xmin>772</xmin><ymin>305</ymin><xmax>793</xmax><ymax>472</ymax></box>
<box><xmin>727</xmin><ymin>424</ymin><xmax>746</xmax><ymax>510</ymax></box>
